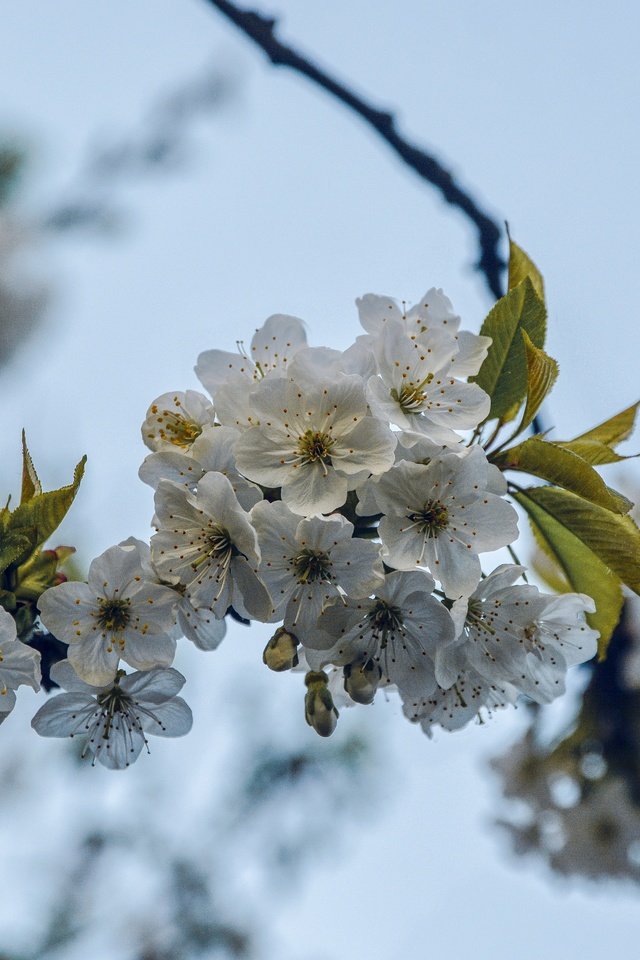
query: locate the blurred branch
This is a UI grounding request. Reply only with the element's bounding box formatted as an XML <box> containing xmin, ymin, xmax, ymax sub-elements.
<box><xmin>42</xmin><ymin>59</ymin><xmax>235</xmax><ymax>235</ymax></box>
<box><xmin>204</xmin><ymin>0</ymin><xmax>506</xmax><ymax>299</ymax></box>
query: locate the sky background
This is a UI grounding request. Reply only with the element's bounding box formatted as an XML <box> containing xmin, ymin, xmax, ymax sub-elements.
<box><xmin>2</xmin><ymin>2</ymin><xmax>640</xmax><ymax>957</ymax></box>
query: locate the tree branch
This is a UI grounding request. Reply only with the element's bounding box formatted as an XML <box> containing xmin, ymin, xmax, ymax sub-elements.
<box><xmin>203</xmin><ymin>0</ymin><xmax>506</xmax><ymax>299</ymax></box>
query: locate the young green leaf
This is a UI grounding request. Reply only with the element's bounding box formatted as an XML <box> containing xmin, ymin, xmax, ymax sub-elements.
<box><xmin>7</xmin><ymin>455</ymin><xmax>86</xmax><ymax>556</ymax></box>
<box><xmin>514</xmin><ymin>485</ymin><xmax>640</xmax><ymax>593</ymax></box>
<box><xmin>571</xmin><ymin>401</ymin><xmax>639</xmax><ymax>448</ymax></box>
<box><xmin>507</xmin><ymin>237</ymin><xmax>545</xmax><ymax>302</ymax></box>
<box><xmin>514</xmin><ymin>488</ymin><xmax>623</xmax><ymax>657</ymax></box>
<box><xmin>516</xmin><ymin>331</ymin><xmax>558</xmax><ymax>434</ymax></box>
<box><xmin>552</xmin><ymin>438</ymin><xmax>635</xmax><ymax>465</ymax></box>
<box><xmin>471</xmin><ymin>277</ymin><xmax>546</xmax><ymax>422</ymax></box>
<box><xmin>20</xmin><ymin>431</ymin><xmax>41</xmax><ymax>503</ymax></box>
<box><xmin>495</xmin><ymin>437</ymin><xmax>630</xmax><ymax>513</ymax></box>
<box><xmin>0</xmin><ymin>531</ymin><xmax>36</xmax><ymax>577</ymax></box>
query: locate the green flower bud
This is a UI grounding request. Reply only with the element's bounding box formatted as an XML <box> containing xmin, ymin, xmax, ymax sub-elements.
<box><xmin>343</xmin><ymin>658</ymin><xmax>382</xmax><ymax>705</ymax></box>
<box><xmin>262</xmin><ymin>627</ymin><xmax>299</xmax><ymax>672</ymax></box>
<box><xmin>304</xmin><ymin>670</ymin><xmax>338</xmax><ymax>737</ymax></box>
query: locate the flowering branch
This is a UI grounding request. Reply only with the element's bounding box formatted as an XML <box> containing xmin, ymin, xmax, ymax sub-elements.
<box><xmin>203</xmin><ymin>0</ymin><xmax>506</xmax><ymax>300</ymax></box>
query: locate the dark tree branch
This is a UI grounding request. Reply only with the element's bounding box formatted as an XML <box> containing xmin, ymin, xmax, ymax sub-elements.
<box><xmin>204</xmin><ymin>0</ymin><xmax>506</xmax><ymax>299</ymax></box>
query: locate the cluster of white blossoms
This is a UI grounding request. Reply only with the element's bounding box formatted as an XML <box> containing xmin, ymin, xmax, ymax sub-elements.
<box><xmin>32</xmin><ymin>289</ymin><xmax>600</xmax><ymax>763</ymax></box>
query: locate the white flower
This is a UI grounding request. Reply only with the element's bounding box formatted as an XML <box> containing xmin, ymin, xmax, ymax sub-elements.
<box><xmin>306</xmin><ymin>570</ymin><xmax>455</xmax><ymax>700</ymax></box>
<box><xmin>356</xmin><ymin>289</ymin><xmax>492</xmax><ymax>377</ymax></box>
<box><xmin>235</xmin><ymin>374</ymin><xmax>396</xmax><ymax>516</ymax></box>
<box><xmin>251</xmin><ymin>500</ymin><xmax>384</xmax><ymax>634</ymax></box>
<box><xmin>139</xmin><ymin>424</ymin><xmax>262</xmax><ymax>511</ymax></box>
<box><xmin>287</xmin><ymin>340</ymin><xmax>376</xmax><ymax>382</ymax></box>
<box><xmin>31</xmin><ymin>660</ymin><xmax>192</xmax><ymax>769</ymax></box>
<box><xmin>403</xmin><ymin>666</ymin><xmax>518</xmax><ymax>735</ymax></box>
<box><xmin>0</xmin><ymin>608</ymin><xmax>41</xmax><ymax>722</ymax></box>
<box><xmin>372</xmin><ymin>447</ymin><xmax>519</xmax><ymax>598</ymax></box>
<box><xmin>151</xmin><ymin>473</ymin><xmax>272</xmax><ymax>621</ymax></box>
<box><xmin>176</xmin><ymin>593</ymin><xmax>227</xmax><ymax>651</ymax></box>
<box><xmin>437</xmin><ymin>564</ymin><xmax>599</xmax><ymax>703</ymax></box>
<box><xmin>195</xmin><ymin>313</ymin><xmax>307</xmax><ymax>428</ymax></box>
<box><xmin>38</xmin><ymin>543</ymin><xmax>179</xmax><ymax>686</ymax></box>
<box><xmin>141</xmin><ymin>390</ymin><xmax>216</xmax><ymax>453</ymax></box>
<box><xmin>365</xmin><ymin>319</ymin><xmax>490</xmax><ymax>444</ymax></box>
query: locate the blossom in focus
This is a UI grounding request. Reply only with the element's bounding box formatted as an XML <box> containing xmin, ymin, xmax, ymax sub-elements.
<box><xmin>151</xmin><ymin>473</ymin><xmax>272</xmax><ymax>620</ymax></box>
<box><xmin>306</xmin><ymin>570</ymin><xmax>455</xmax><ymax>700</ymax></box>
<box><xmin>0</xmin><ymin>608</ymin><xmax>41</xmax><ymax>722</ymax></box>
<box><xmin>141</xmin><ymin>390</ymin><xmax>216</xmax><ymax>453</ymax></box>
<box><xmin>31</xmin><ymin>659</ymin><xmax>192</xmax><ymax>769</ymax></box>
<box><xmin>371</xmin><ymin>447</ymin><xmax>519</xmax><ymax>598</ymax></box>
<box><xmin>38</xmin><ymin>543</ymin><xmax>179</xmax><ymax>686</ymax></box>
<box><xmin>356</xmin><ymin>288</ymin><xmax>491</xmax><ymax>378</ymax></box>
<box><xmin>251</xmin><ymin>500</ymin><xmax>384</xmax><ymax>634</ymax></box>
<box><xmin>437</xmin><ymin>564</ymin><xmax>599</xmax><ymax>702</ymax></box>
<box><xmin>195</xmin><ymin>313</ymin><xmax>307</xmax><ymax>428</ymax></box>
<box><xmin>235</xmin><ymin>374</ymin><xmax>396</xmax><ymax>516</ymax></box>
<box><xmin>366</xmin><ymin>319</ymin><xmax>490</xmax><ymax>445</ymax></box>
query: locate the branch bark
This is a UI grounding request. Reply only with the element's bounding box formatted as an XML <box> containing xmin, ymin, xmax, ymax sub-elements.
<box><xmin>203</xmin><ymin>0</ymin><xmax>506</xmax><ymax>299</ymax></box>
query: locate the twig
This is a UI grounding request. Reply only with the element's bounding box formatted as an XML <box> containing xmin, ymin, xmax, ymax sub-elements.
<box><xmin>203</xmin><ymin>0</ymin><xmax>506</xmax><ymax>299</ymax></box>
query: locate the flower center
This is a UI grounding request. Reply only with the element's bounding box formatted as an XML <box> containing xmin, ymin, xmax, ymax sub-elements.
<box><xmin>297</xmin><ymin>430</ymin><xmax>334</xmax><ymax>464</ymax></box>
<box><xmin>293</xmin><ymin>549</ymin><xmax>332</xmax><ymax>584</ymax></box>
<box><xmin>408</xmin><ymin>499</ymin><xmax>449</xmax><ymax>537</ymax></box>
<box><xmin>391</xmin><ymin>375</ymin><xmax>434</xmax><ymax>413</ymax></box>
<box><xmin>149</xmin><ymin>404</ymin><xmax>202</xmax><ymax>448</ymax></box>
<box><xmin>366</xmin><ymin>599</ymin><xmax>404</xmax><ymax>649</ymax></box>
<box><xmin>96</xmin><ymin>598</ymin><xmax>131</xmax><ymax>632</ymax></box>
<box><xmin>192</xmin><ymin>525</ymin><xmax>235</xmax><ymax>572</ymax></box>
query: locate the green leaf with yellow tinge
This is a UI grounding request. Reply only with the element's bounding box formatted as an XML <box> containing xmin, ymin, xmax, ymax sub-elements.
<box><xmin>571</xmin><ymin>401</ymin><xmax>639</xmax><ymax>447</ymax></box>
<box><xmin>516</xmin><ymin>331</ymin><xmax>558</xmax><ymax>433</ymax></box>
<box><xmin>0</xmin><ymin>532</ymin><xmax>35</xmax><ymax>577</ymax></box>
<box><xmin>471</xmin><ymin>277</ymin><xmax>546</xmax><ymax>422</ymax></box>
<box><xmin>495</xmin><ymin>437</ymin><xmax>631</xmax><ymax>513</ymax></box>
<box><xmin>507</xmin><ymin>238</ymin><xmax>545</xmax><ymax>302</ymax></box>
<box><xmin>552</xmin><ymin>402</ymin><xmax>639</xmax><ymax>465</ymax></box>
<box><xmin>20</xmin><ymin>431</ymin><xmax>42</xmax><ymax>503</ymax></box>
<box><xmin>514</xmin><ymin>485</ymin><xmax>640</xmax><ymax>593</ymax></box>
<box><xmin>7</xmin><ymin>455</ymin><xmax>86</xmax><ymax>557</ymax></box>
<box><xmin>514</xmin><ymin>488</ymin><xmax>623</xmax><ymax>657</ymax></box>
<box><xmin>553</xmin><ymin>438</ymin><xmax>634</xmax><ymax>465</ymax></box>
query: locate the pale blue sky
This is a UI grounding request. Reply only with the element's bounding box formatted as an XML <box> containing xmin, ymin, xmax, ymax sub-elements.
<box><xmin>2</xmin><ymin>2</ymin><xmax>640</xmax><ymax>957</ymax></box>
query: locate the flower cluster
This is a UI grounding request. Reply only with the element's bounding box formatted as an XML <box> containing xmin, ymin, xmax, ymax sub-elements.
<box><xmin>32</xmin><ymin>290</ymin><xmax>600</xmax><ymax>764</ymax></box>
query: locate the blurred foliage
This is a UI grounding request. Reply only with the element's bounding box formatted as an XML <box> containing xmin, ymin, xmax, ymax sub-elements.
<box><xmin>491</xmin><ymin>599</ymin><xmax>640</xmax><ymax>884</ymax></box>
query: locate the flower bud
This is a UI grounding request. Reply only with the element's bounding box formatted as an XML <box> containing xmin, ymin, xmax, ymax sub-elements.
<box><xmin>304</xmin><ymin>670</ymin><xmax>338</xmax><ymax>737</ymax></box>
<box><xmin>343</xmin><ymin>658</ymin><xmax>382</xmax><ymax>705</ymax></box>
<box><xmin>262</xmin><ymin>627</ymin><xmax>299</xmax><ymax>672</ymax></box>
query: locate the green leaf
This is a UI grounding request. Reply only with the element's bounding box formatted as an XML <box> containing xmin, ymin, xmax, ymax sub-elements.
<box><xmin>20</xmin><ymin>431</ymin><xmax>41</xmax><ymax>503</ymax></box>
<box><xmin>471</xmin><ymin>277</ymin><xmax>547</xmax><ymax>422</ymax></box>
<box><xmin>7</xmin><ymin>455</ymin><xmax>86</xmax><ymax>555</ymax></box>
<box><xmin>514</xmin><ymin>485</ymin><xmax>640</xmax><ymax>593</ymax></box>
<box><xmin>552</xmin><ymin>438</ymin><xmax>635</xmax><ymax>465</ymax></box>
<box><xmin>507</xmin><ymin>237</ymin><xmax>545</xmax><ymax>302</ymax></box>
<box><xmin>516</xmin><ymin>330</ymin><xmax>559</xmax><ymax>433</ymax></box>
<box><xmin>572</xmin><ymin>401</ymin><xmax>639</xmax><ymax>447</ymax></box>
<box><xmin>496</xmin><ymin>437</ymin><xmax>630</xmax><ymax>513</ymax></box>
<box><xmin>515</xmin><ymin>488</ymin><xmax>623</xmax><ymax>657</ymax></box>
<box><xmin>0</xmin><ymin>531</ymin><xmax>35</xmax><ymax>576</ymax></box>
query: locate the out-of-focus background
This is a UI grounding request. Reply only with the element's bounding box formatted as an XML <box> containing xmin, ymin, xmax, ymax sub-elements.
<box><xmin>2</xmin><ymin>2</ymin><xmax>640</xmax><ymax>958</ymax></box>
